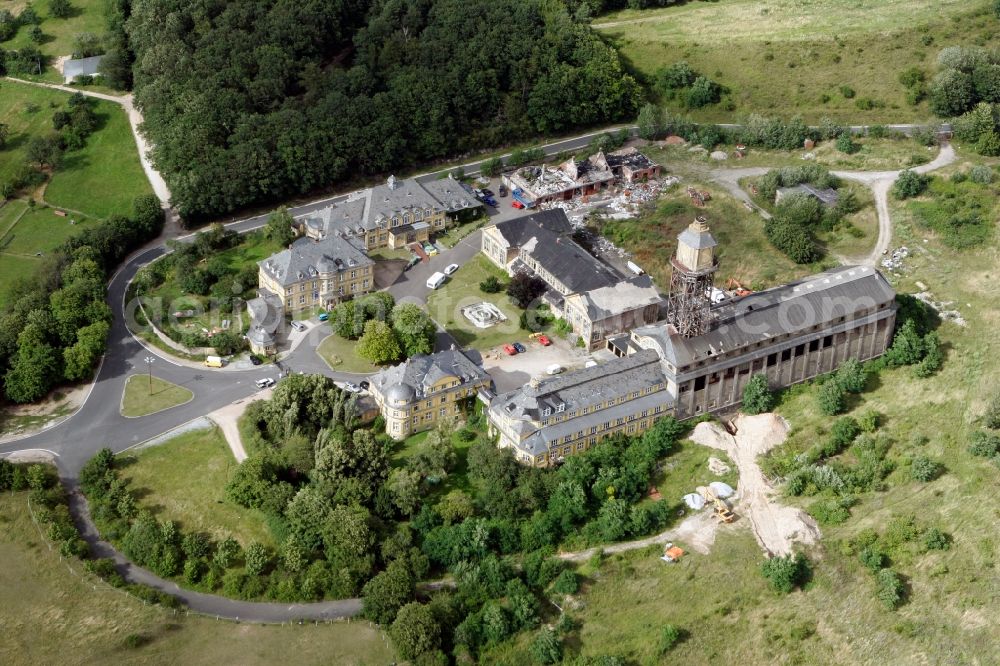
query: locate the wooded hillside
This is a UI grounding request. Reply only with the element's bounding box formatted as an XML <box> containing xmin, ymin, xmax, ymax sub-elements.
<box><xmin>125</xmin><ymin>0</ymin><xmax>641</xmax><ymax>219</ymax></box>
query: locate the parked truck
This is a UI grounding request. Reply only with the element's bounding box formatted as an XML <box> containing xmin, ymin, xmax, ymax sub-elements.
<box><xmin>204</xmin><ymin>355</ymin><xmax>225</xmax><ymax>368</ymax></box>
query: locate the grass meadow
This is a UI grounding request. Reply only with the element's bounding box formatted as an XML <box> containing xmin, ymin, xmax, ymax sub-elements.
<box><xmin>596</xmin><ymin>0</ymin><xmax>997</xmax><ymax>122</ymax></box>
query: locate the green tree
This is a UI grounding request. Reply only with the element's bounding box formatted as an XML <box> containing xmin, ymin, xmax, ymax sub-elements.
<box><xmin>875</xmin><ymin>568</ymin><xmax>904</xmax><ymax>609</ymax></box>
<box><xmin>244</xmin><ymin>542</ymin><xmax>270</xmax><ymax>576</ymax></box>
<box><xmin>389</xmin><ymin>602</ymin><xmax>441</xmax><ymax>661</ymax></box>
<box><xmin>479</xmin><ymin>275</ymin><xmax>503</xmax><ymax>293</ymax></box>
<box><xmin>28</xmin><ymin>24</ymin><xmax>42</xmax><ymax>43</ymax></box>
<box><xmin>362</xmin><ymin>561</ymin><xmax>414</xmax><ymax>625</ymax></box>
<box><xmin>0</xmin><ymin>123</ymin><xmax>9</xmax><ymax>149</ymax></box>
<box><xmin>4</xmin><ymin>323</ymin><xmax>61</xmax><ymax>403</ymax></box>
<box><xmin>835</xmin><ymin>132</ymin><xmax>857</xmax><ymax>154</ymax></box>
<box><xmin>132</xmin><ymin>194</ymin><xmax>165</xmax><ymax>236</ymax></box>
<box><xmin>26</xmin><ymin>135</ymin><xmax>61</xmax><ymax>169</ymax></box>
<box><xmin>910</xmin><ymin>455</ymin><xmax>941</xmax><ymax>482</ymax></box>
<box><xmin>929</xmin><ymin>68</ymin><xmax>974</xmax><ymax>117</ymax></box>
<box><xmin>435</xmin><ymin>489</ymin><xmax>475</xmax><ymax>525</ymax></box>
<box><xmin>357</xmin><ymin>319</ymin><xmax>401</xmax><ymax>365</ymax></box>
<box><xmin>49</xmin><ymin>0</ymin><xmax>72</xmax><ymax>19</ymax></box>
<box><xmin>836</xmin><ymin>358</ymin><xmax>866</xmax><ymax>393</ymax></box>
<box><xmin>637</xmin><ymin>102</ymin><xmax>661</xmax><ymax>139</ymax></box>
<box><xmin>742</xmin><ymin>374</ymin><xmax>773</xmax><ymax>414</ymax></box>
<box><xmin>391</xmin><ymin>303</ymin><xmax>436</xmax><ymax>357</ymax></box>
<box><xmin>264</xmin><ymin>207</ymin><xmax>295</xmax><ymax>247</ymax></box>
<box><xmin>388</xmin><ymin>468</ymin><xmax>423</xmax><ymax>516</ymax></box>
<box><xmin>480</xmin><ymin>157</ymin><xmax>503</xmax><ymax>177</ymax></box>
<box><xmin>530</xmin><ymin>627</ymin><xmax>562</xmax><ymax>665</ymax></box>
<box><xmin>686</xmin><ymin>76</ymin><xmax>722</xmax><ymax>108</ymax></box>
<box><xmin>214</xmin><ymin>537</ymin><xmax>241</xmax><ymax>568</ymax></box>
<box><xmin>63</xmin><ymin>320</ymin><xmax>109</xmax><ymax>381</ymax></box>
<box><xmin>817</xmin><ymin>379</ymin><xmax>846</xmax><ymax>416</ymax></box>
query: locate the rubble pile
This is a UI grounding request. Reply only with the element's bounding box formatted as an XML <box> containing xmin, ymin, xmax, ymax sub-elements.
<box><xmin>914</xmin><ymin>291</ymin><xmax>967</xmax><ymax>327</ymax></box>
<box><xmin>537</xmin><ymin>175</ymin><xmax>679</xmax><ymax>223</ymax></box>
<box><xmin>881</xmin><ymin>246</ymin><xmax>909</xmax><ymax>271</ymax></box>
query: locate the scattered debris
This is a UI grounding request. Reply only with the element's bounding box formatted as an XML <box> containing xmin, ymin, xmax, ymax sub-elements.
<box><xmin>881</xmin><ymin>246</ymin><xmax>909</xmax><ymax>271</ymax></box>
<box><xmin>660</xmin><ymin>543</ymin><xmax>685</xmax><ymax>563</ymax></box>
<box><xmin>710</xmin><ymin>150</ymin><xmax>728</xmax><ymax>161</ymax></box>
<box><xmin>914</xmin><ymin>291</ymin><xmax>967</xmax><ymax>326</ymax></box>
<box><xmin>802</xmin><ymin>152</ymin><xmax>815</xmax><ymax>160</ymax></box>
<box><xmin>688</xmin><ymin>145</ymin><xmax>708</xmax><ymax>153</ymax></box>
<box><xmin>708</xmin><ymin>456</ymin><xmax>731</xmax><ymax>475</ymax></box>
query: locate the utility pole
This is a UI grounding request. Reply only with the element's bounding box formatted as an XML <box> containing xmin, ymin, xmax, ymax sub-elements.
<box><xmin>144</xmin><ymin>356</ymin><xmax>154</xmax><ymax>394</ymax></box>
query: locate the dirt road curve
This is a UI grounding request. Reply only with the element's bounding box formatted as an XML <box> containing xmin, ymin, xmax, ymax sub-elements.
<box><xmin>690</xmin><ymin>414</ymin><xmax>820</xmax><ymax>557</ymax></box>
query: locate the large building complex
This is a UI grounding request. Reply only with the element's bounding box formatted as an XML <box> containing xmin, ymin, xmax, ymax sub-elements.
<box><xmin>481</xmin><ymin>209</ymin><xmax>663</xmax><ymax>349</ymax></box>
<box><xmin>487</xmin><ymin>217</ymin><xmax>898</xmax><ymax>466</ymax></box>
<box><xmin>299</xmin><ymin>175</ymin><xmax>481</xmax><ymax>251</ymax></box>
<box><xmin>369</xmin><ymin>349</ymin><xmax>492</xmax><ymax>440</ymax></box>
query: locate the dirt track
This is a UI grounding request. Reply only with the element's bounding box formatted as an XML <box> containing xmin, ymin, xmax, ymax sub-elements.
<box><xmin>690</xmin><ymin>414</ymin><xmax>820</xmax><ymax>556</ymax></box>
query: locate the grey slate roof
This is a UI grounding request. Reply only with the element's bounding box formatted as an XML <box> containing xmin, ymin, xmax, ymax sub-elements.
<box><xmin>494</xmin><ymin>209</ymin><xmax>619</xmax><ymax>294</ymax></box>
<box><xmin>632</xmin><ymin>265</ymin><xmax>895</xmax><ymax>368</ymax></box>
<box><xmin>63</xmin><ymin>55</ymin><xmax>104</xmax><ymax>81</ymax></box>
<box><xmin>246</xmin><ymin>289</ymin><xmax>283</xmax><ymax>347</ymax></box>
<box><xmin>491</xmin><ymin>209</ymin><xmax>574</xmax><ymax>247</ymax></box>
<box><xmin>516</xmin><ymin>391</ymin><xmax>675</xmax><ymax>457</ymax></box>
<box><xmin>570</xmin><ymin>275</ymin><xmax>663</xmax><ymax>321</ymax></box>
<box><xmin>491</xmin><ymin>349</ymin><xmax>666</xmax><ymax>424</ymax></box>
<box><xmin>677</xmin><ymin>225</ymin><xmax>718</xmax><ymax>251</ymax></box>
<box><xmin>370</xmin><ymin>349</ymin><xmax>490</xmax><ymax>405</ymax></box>
<box><xmin>259</xmin><ymin>234</ymin><xmax>372</xmax><ymax>287</ymax></box>
<box><xmin>303</xmin><ymin>175</ymin><xmax>481</xmax><ymax>239</ymax></box>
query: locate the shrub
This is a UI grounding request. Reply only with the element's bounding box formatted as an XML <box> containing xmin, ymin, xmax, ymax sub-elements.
<box><xmin>657</xmin><ymin>624</ymin><xmax>683</xmax><ymax>654</ymax></box>
<box><xmin>892</xmin><ymin>170</ymin><xmax>930</xmax><ymax>199</ymax></box>
<box><xmin>836</xmin><ymin>358</ymin><xmax>866</xmax><ymax>393</ymax></box>
<box><xmin>858</xmin><ymin>409</ymin><xmax>880</xmax><ymax>433</ymax></box>
<box><xmin>809</xmin><ymin>497</ymin><xmax>852</xmax><ymax>525</ymax></box>
<box><xmin>875</xmin><ymin>568</ymin><xmax>904</xmax><ymax>609</ymax></box>
<box><xmin>824</xmin><ymin>417</ymin><xmax>861</xmax><ymax>457</ymax></box>
<box><xmin>760</xmin><ymin>552</ymin><xmax>811</xmax><ymax>593</ymax></box>
<box><xmin>968</xmin><ymin>430</ymin><xmax>1000</xmax><ymax>457</ymax></box>
<box><xmin>390</xmin><ymin>602</ymin><xmax>441</xmax><ymax>661</ymax></box>
<box><xmin>859</xmin><ymin>546</ymin><xmax>886</xmax><ymax>573</ymax></box>
<box><xmin>840</xmin><ymin>86</ymin><xmax>856</xmax><ymax>99</ymax></box>
<box><xmin>969</xmin><ymin>165</ymin><xmax>994</xmax><ymax>184</ymax></box>
<box><xmin>479</xmin><ymin>276</ymin><xmax>503</xmax><ymax>293</ymax></box>
<box><xmin>530</xmin><ymin>627</ymin><xmax>562</xmax><ymax>665</ymax></box>
<box><xmin>552</xmin><ymin>569</ymin><xmax>580</xmax><ymax>595</ymax></box>
<box><xmin>817</xmin><ymin>380</ymin><xmax>846</xmax><ymax>416</ymax></box>
<box><xmin>910</xmin><ymin>455</ymin><xmax>941</xmax><ymax>482</ymax></box>
<box><xmin>741</xmin><ymin>374</ymin><xmax>773</xmax><ymax>415</ymax></box>
<box><xmin>922</xmin><ymin>527</ymin><xmax>951</xmax><ymax>551</ymax></box>
<box><xmin>836</xmin><ymin>133</ymin><xmax>857</xmax><ymax>153</ymax></box>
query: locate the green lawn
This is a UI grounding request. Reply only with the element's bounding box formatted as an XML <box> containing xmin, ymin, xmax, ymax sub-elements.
<box><xmin>119</xmin><ymin>427</ymin><xmax>276</xmax><ymax>548</ymax></box>
<box><xmin>425</xmin><ymin>254</ymin><xmax>524</xmax><ymax>351</ymax></box>
<box><xmin>0</xmin><ymin>0</ymin><xmax>108</xmax><ymax>71</ymax></box>
<box><xmin>2</xmin><ymin>204</ymin><xmax>96</xmax><ymax>255</ymax></box>
<box><xmin>0</xmin><ymin>492</ymin><xmax>392</xmax><ymax>665</ymax></box>
<box><xmin>44</xmin><ymin>99</ymin><xmax>152</xmax><ymax>218</ymax></box>
<box><xmin>595</xmin><ymin>0</ymin><xmax>994</xmax><ymax>122</ymax></box>
<box><xmin>120</xmin><ymin>374</ymin><xmax>193</xmax><ymax>417</ymax></box>
<box><xmin>316</xmin><ymin>333</ymin><xmax>379</xmax><ymax>373</ymax></box>
<box><xmin>0</xmin><ymin>79</ymin><xmax>150</xmax><ymax>219</ymax></box>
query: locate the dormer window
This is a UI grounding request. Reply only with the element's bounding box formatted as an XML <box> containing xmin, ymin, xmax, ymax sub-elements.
<box><xmin>542</xmin><ymin>407</ymin><xmax>551</xmax><ymax>417</ymax></box>
<box><xmin>556</xmin><ymin>403</ymin><xmax>565</xmax><ymax>413</ymax></box>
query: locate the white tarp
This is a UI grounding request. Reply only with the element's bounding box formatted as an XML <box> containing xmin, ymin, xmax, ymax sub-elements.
<box><xmin>709</xmin><ymin>481</ymin><xmax>735</xmax><ymax>498</ymax></box>
<box><xmin>683</xmin><ymin>493</ymin><xmax>706</xmax><ymax>510</ymax></box>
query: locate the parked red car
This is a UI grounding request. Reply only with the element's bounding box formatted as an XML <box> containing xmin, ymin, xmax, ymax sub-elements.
<box><xmin>537</xmin><ymin>335</ymin><xmax>551</xmax><ymax>346</ymax></box>
<box><xmin>511</xmin><ymin>200</ymin><xmax>525</xmax><ymax>209</ymax></box>
<box><xmin>502</xmin><ymin>344</ymin><xmax>518</xmax><ymax>355</ymax></box>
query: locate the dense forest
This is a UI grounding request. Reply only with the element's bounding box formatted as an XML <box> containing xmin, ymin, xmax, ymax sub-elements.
<box><xmin>120</xmin><ymin>0</ymin><xmax>641</xmax><ymax>219</ymax></box>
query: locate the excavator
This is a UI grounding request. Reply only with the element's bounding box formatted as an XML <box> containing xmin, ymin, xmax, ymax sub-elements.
<box><xmin>697</xmin><ymin>485</ymin><xmax>736</xmax><ymax>523</ymax></box>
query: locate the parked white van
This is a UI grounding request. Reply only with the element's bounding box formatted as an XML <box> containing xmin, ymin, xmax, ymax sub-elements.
<box><xmin>426</xmin><ymin>272</ymin><xmax>447</xmax><ymax>289</ymax></box>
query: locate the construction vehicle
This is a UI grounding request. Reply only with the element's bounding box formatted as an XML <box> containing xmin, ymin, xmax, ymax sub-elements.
<box><xmin>713</xmin><ymin>499</ymin><xmax>736</xmax><ymax>523</ymax></box>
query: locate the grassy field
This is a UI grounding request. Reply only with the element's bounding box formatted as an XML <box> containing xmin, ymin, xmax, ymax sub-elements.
<box><xmin>44</xmin><ymin>99</ymin><xmax>152</xmax><ymax>217</ymax></box>
<box><xmin>595</xmin><ymin>0</ymin><xmax>996</xmax><ymax>122</ymax></box>
<box><xmin>119</xmin><ymin>427</ymin><xmax>276</xmax><ymax>547</ymax></box>
<box><xmin>316</xmin><ymin>333</ymin><xmax>378</xmax><ymax>373</ymax></box>
<box><xmin>0</xmin><ymin>491</ymin><xmax>392</xmax><ymax>665</ymax></box>
<box><xmin>120</xmin><ymin>374</ymin><xmax>193</xmax><ymax>417</ymax></box>
<box><xmin>425</xmin><ymin>255</ymin><xmax>527</xmax><ymax>350</ymax></box>
<box><xmin>0</xmin><ymin>0</ymin><xmax>107</xmax><ymax>75</ymax></box>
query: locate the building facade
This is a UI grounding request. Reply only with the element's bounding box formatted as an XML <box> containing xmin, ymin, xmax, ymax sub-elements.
<box><xmin>299</xmin><ymin>175</ymin><xmax>481</xmax><ymax>252</ymax></box>
<box><xmin>369</xmin><ymin>350</ymin><xmax>492</xmax><ymax>440</ymax></box>
<box><xmin>563</xmin><ymin>275</ymin><xmax>663</xmax><ymax>350</ymax></box>
<box><xmin>258</xmin><ymin>234</ymin><xmax>375</xmax><ymax>315</ymax></box>
<box><xmin>487</xmin><ymin>350</ymin><xmax>673</xmax><ymax>466</ymax></box>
